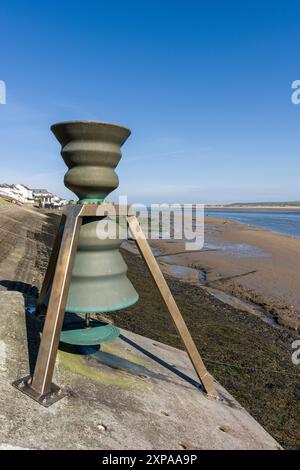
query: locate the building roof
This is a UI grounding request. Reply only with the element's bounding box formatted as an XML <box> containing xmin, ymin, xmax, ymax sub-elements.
<box><xmin>32</xmin><ymin>189</ymin><xmax>52</xmax><ymax>195</ymax></box>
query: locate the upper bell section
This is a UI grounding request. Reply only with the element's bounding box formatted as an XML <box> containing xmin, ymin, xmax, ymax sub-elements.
<box><xmin>51</xmin><ymin>120</ymin><xmax>131</xmax><ymax>202</ymax></box>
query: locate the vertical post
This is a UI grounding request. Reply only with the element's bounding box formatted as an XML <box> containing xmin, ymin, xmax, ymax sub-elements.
<box><xmin>126</xmin><ymin>214</ymin><xmax>217</xmax><ymax>398</ymax></box>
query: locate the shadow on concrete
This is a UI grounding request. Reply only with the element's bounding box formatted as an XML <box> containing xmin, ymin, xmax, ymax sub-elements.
<box><xmin>119</xmin><ymin>333</ymin><xmax>203</xmax><ymax>391</ymax></box>
<box><xmin>0</xmin><ymin>280</ymin><xmax>40</xmax><ymax>375</ymax></box>
<box><xmin>0</xmin><ymin>279</ymin><xmax>38</xmax><ymax>302</ymax></box>
<box><xmin>60</xmin><ymin>333</ymin><xmax>203</xmax><ymax>390</ymax></box>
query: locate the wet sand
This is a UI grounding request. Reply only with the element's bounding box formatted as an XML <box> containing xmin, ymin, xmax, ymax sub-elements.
<box><xmin>143</xmin><ymin>216</ymin><xmax>300</xmax><ymax>331</ymax></box>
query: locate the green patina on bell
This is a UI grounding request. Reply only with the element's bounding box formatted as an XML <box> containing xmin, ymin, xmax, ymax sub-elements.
<box><xmin>49</xmin><ymin>120</ymin><xmax>139</xmax><ymax>346</ymax></box>
<box><xmin>60</xmin><ymin>316</ymin><xmax>120</xmax><ymax>346</ymax></box>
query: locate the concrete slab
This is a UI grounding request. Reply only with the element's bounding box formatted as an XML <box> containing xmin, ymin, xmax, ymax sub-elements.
<box><xmin>0</xmin><ymin>290</ymin><xmax>281</xmax><ymax>450</ymax></box>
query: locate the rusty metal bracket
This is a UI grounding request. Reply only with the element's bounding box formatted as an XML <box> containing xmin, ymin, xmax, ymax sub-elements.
<box><xmin>12</xmin><ymin>375</ymin><xmax>66</xmax><ymax>407</ymax></box>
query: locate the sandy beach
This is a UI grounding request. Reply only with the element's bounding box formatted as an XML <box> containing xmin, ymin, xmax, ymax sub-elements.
<box><xmin>134</xmin><ymin>215</ymin><xmax>300</xmax><ymax>331</ymax></box>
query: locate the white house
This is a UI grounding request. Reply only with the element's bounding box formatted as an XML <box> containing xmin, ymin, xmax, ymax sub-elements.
<box><xmin>51</xmin><ymin>195</ymin><xmax>68</xmax><ymax>208</ymax></box>
<box><xmin>14</xmin><ymin>184</ymin><xmax>34</xmax><ymax>204</ymax></box>
<box><xmin>32</xmin><ymin>189</ymin><xmax>54</xmax><ymax>207</ymax></box>
<box><xmin>0</xmin><ymin>183</ymin><xmax>36</xmax><ymax>204</ymax></box>
<box><xmin>0</xmin><ymin>183</ymin><xmax>68</xmax><ymax>208</ymax></box>
<box><xmin>0</xmin><ymin>184</ymin><xmax>24</xmax><ymax>203</ymax></box>
<box><xmin>32</xmin><ymin>189</ymin><xmax>68</xmax><ymax>208</ymax></box>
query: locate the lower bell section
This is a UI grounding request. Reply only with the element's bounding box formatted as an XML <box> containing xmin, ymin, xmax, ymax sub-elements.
<box><xmin>61</xmin><ymin>315</ymin><xmax>120</xmax><ymax>346</ymax></box>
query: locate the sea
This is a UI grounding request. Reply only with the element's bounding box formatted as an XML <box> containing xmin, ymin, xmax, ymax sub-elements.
<box><xmin>205</xmin><ymin>210</ymin><xmax>300</xmax><ymax>239</ymax></box>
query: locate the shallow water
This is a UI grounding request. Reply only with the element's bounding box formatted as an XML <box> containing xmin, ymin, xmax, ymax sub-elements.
<box><xmin>203</xmin><ymin>241</ymin><xmax>270</xmax><ymax>258</ymax></box>
<box><xmin>205</xmin><ymin>210</ymin><xmax>300</xmax><ymax>238</ymax></box>
<box><xmin>158</xmin><ymin>255</ymin><xmax>207</xmax><ymax>282</ymax></box>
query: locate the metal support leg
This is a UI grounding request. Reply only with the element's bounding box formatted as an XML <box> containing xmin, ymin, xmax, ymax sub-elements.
<box><xmin>12</xmin><ymin>205</ymin><xmax>83</xmax><ymax>406</ymax></box>
<box><xmin>36</xmin><ymin>214</ymin><xmax>66</xmax><ymax>313</ymax></box>
<box><xmin>126</xmin><ymin>214</ymin><xmax>217</xmax><ymax>399</ymax></box>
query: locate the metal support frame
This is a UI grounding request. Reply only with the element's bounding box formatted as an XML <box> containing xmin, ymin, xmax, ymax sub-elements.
<box><xmin>13</xmin><ymin>203</ymin><xmax>217</xmax><ymax>406</ymax></box>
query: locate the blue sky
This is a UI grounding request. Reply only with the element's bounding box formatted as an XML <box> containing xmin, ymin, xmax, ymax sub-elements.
<box><xmin>0</xmin><ymin>0</ymin><xmax>299</xmax><ymax>204</ymax></box>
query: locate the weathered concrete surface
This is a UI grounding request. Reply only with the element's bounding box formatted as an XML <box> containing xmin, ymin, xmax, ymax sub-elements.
<box><xmin>0</xmin><ymin>290</ymin><xmax>281</xmax><ymax>450</ymax></box>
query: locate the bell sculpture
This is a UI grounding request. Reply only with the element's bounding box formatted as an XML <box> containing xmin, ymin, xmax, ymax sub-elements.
<box><xmin>49</xmin><ymin>121</ymin><xmax>139</xmax><ymax>346</ymax></box>
<box><xmin>12</xmin><ymin>119</ymin><xmax>217</xmax><ymax>406</ymax></box>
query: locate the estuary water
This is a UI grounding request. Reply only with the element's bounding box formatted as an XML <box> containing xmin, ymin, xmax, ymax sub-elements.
<box><xmin>205</xmin><ymin>210</ymin><xmax>300</xmax><ymax>238</ymax></box>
